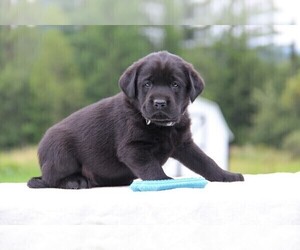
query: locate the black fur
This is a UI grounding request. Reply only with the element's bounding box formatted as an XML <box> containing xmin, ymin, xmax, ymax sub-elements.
<box><xmin>28</xmin><ymin>51</ymin><xmax>243</xmax><ymax>189</ymax></box>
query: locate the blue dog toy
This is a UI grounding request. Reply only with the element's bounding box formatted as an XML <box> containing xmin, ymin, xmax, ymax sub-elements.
<box><xmin>130</xmin><ymin>177</ymin><xmax>208</xmax><ymax>192</ymax></box>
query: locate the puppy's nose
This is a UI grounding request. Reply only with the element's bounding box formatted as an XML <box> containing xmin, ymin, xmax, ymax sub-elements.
<box><xmin>153</xmin><ymin>99</ymin><xmax>167</xmax><ymax>109</ymax></box>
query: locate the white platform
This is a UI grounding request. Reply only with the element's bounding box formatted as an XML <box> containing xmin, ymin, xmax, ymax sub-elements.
<box><xmin>1</xmin><ymin>172</ymin><xmax>300</xmax><ymax>250</ymax></box>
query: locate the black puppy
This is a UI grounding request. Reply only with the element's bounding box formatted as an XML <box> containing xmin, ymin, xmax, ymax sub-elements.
<box><xmin>28</xmin><ymin>51</ymin><xmax>244</xmax><ymax>189</ymax></box>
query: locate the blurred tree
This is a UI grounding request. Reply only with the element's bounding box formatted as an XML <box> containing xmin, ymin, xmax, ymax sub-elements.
<box><xmin>0</xmin><ymin>0</ymin><xmax>276</xmax><ymax>26</ymax></box>
<box><xmin>251</xmin><ymin>49</ymin><xmax>300</xmax><ymax>147</ymax></box>
<box><xmin>0</xmin><ymin>23</ymin><xmax>300</xmax><ymax>150</ymax></box>
<box><xmin>29</xmin><ymin>29</ymin><xmax>85</xmax><ymax>140</ymax></box>
<box><xmin>251</xmin><ymin>80</ymin><xmax>290</xmax><ymax>146</ymax></box>
<box><xmin>183</xmin><ymin>32</ymin><xmax>273</xmax><ymax>143</ymax></box>
<box><xmin>0</xmin><ymin>27</ymin><xmax>40</xmax><ymax>148</ymax></box>
<box><xmin>0</xmin><ymin>0</ymin><xmax>68</xmax><ymax>25</ymax></box>
<box><xmin>161</xmin><ymin>26</ymin><xmax>182</xmax><ymax>54</ymax></box>
<box><xmin>66</xmin><ymin>26</ymin><xmax>152</xmax><ymax>102</ymax></box>
<box><xmin>177</xmin><ymin>0</ymin><xmax>276</xmax><ymax>48</ymax></box>
<box><xmin>282</xmin><ymin>68</ymin><xmax>300</xmax><ymax>116</ymax></box>
<box><xmin>283</xmin><ymin>130</ymin><xmax>300</xmax><ymax>158</ymax></box>
<box><xmin>68</xmin><ymin>0</ymin><xmax>145</xmax><ymax>24</ymax></box>
<box><xmin>0</xmin><ymin>66</ymin><xmax>31</xmax><ymax>148</ymax></box>
<box><xmin>0</xmin><ymin>26</ymin><xmax>153</xmax><ymax>148</ymax></box>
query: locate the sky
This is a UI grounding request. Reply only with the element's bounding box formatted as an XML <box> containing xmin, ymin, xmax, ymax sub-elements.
<box><xmin>274</xmin><ymin>0</ymin><xmax>300</xmax><ymax>49</ymax></box>
<box><xmin>7</xmin><ymin>0</ymin><xmax>300</xmax><ymax>50</ymax></box>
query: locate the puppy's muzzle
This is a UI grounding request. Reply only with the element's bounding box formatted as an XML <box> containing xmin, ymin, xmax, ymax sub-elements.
<box><xmin>153</xmin><ymin>99</ymin><xmax>167</xmax><ymax>110</ymax></box>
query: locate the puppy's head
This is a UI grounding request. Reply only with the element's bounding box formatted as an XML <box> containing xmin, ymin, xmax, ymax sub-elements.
<box><xmin>119</xmin><ymin>51</ymin><xmax>204</xmax><ymax>126</ymax></box>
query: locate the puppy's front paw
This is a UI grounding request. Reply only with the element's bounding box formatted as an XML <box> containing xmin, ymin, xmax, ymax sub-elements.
<box><xmin>222</xmin><ymin>172</ymin><xmax>244</xmax><ymax>182</ymax></box>
<box><xmin>208</xmin><ymin>171</ymin><xmax>244</xmax><ymax>182</ymax></box>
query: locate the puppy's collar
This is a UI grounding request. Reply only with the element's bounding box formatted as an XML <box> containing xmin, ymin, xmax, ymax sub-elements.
<box><xmin>145</xmin><ymin>119</ymin><xmax>175</xmax><ymax>127</ymax></box>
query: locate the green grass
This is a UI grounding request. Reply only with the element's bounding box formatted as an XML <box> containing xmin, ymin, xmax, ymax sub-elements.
<box><xmin>230</xmin><ymin>145</ymin><xmax>300</xmax><ymax>174</ymax></box>
<box><xmin>0</xmin><ymin>147</ymin><xmax>40</xmax><ymax>182</ymax></box>
<box><xmin>0</xmin><ymin>145</ymin><xmax>299</xmax><ymax>183</ymax></box>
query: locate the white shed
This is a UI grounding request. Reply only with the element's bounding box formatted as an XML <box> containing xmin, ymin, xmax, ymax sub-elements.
<box><xmin>163</xmin><ymin>97</ymin><xmax>234</xmax><ymax>177</ymax></box>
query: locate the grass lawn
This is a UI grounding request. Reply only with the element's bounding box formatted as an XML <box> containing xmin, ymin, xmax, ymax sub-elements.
<box><xmin>230</xmin><ymin>145</ymin><xmax>300</xmax><ymax>174</ymax></box>
<box><xmin>0</xmin><ymin>146</ymin><xmax>40</xmax><ymax>183</ymax></box>
<box><xmin>0</xmin><ymin>145</ymin><xmax>299</xmax><ymax>183</ymax></box>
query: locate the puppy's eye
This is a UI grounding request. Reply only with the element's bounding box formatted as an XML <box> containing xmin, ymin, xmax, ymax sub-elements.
<box><xmin>171</xmin><ymin>81</ymin><xmax>179</xmax><ymax>88</ymax></box>
<box><xmin>143</xmin><ymin>81</ymin><xmax>152</xmax><ymax>88</ymax></box>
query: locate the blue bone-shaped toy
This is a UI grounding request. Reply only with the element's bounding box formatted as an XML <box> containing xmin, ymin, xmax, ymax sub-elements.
<box><xmin>130</xmin><ymin>177</ymin><xmax>208</xmax><ymax>192</ymax></box>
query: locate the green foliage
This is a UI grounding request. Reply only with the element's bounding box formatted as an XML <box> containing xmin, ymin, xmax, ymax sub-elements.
<box><xmin>252</xmin><ymin>63</ymin><xmax>300</xmax><ymax>147</ymax></box>
<box><xmin>69</xmin><ymin>0</ymin><xmax>146</xmax><ymax>24</ymax></box>
<box><xmin>0</xmin><ymin>65</ymin><xmax>29</xmax><ymax>147</ymax></box>
<box><xmin>0</xmin><ymin>0</ymin><xmax>276</xmax><ymax>25</ymax></box>
<box><xmin>29</xmin><ymin>29</ymin><xmax>85</xmax><ymax>139</ymax></box>
<box><xmin>251</xmin><ymin>81</ymin><xmax>288</xmax><ymax>146</ymax></box>
<box><xmin>182</xmin><ymin>32</ymin><xmax>274</xmax><ymax>144</ymax></box>
<box><xmin>67</xmin><ymin>26</ymin><xmax>152</xmax><ymax>102</ymax></box>
<box><xmin>160</xmin><ymin>26</ymin><xmax>182</xmax><ymax>54</ymax></box>
<box><xmin>282</xmin><ymin>69</ymin><xmax>300</xmax><ymax>116</ymax></box>
<box><xmin>0</xmin><ymin>27</ymin><xmax>40</xmax><ymax>147</ymax></box>
<box><xmin>0</xmin><ymin>0</ymin><xmax>68</xmax><ymax>25</ymax></box>
<box><xmin>0</xmin><ymin>26</ymin><xmax>153</xmax><ymax>148</ymax></box>
<box><xmin>283</xmin><ymin>130</ymin><xmax>300</xmax><ymax>158</ymax></box>
<box><xmin>0</xmin><ymin>25</ymin><xmax>299</xmax><ymax>149</ymax></box>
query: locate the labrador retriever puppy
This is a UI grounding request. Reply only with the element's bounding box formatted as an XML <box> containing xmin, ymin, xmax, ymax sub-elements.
<box><xmin>28</xmin><ymin>51</ymin><xmax>244</xmax><ymax>189</ymax></box>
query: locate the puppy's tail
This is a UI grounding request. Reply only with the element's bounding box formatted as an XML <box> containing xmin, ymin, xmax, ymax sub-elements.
<box><xmin>27</xmin><ymin>177</ymin><xmax>49</xmax><ymax>188</ymax></box>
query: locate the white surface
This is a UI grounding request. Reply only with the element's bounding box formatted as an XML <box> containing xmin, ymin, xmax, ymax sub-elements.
<box><xmin>1</xmin><ymin>172</ymin><xmax>300</xmax><ymax>249</ymax></box>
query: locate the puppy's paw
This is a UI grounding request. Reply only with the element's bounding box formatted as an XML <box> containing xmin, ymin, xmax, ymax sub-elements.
<box><xmin>208</xmin><ymin>171</ymin><xmax>244</xmax><ymax>182</ymax></box>
<box><xmin>222</xmin><ymin>172</ymin><xmax>244</xmax><ymax>182</ymax></box>
<box><xmin>27</xmin><ymin>177</ymin><xmax>49</xmax><ymax>188</ymax></box>
<box><xmin>59</xmin><ymin>175</ymin><xmax>90</xmax><ymax>189</ymax></box>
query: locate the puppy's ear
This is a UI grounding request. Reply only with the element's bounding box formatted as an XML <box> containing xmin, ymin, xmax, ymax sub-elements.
<box><xmin>185</xmin><ymin>63</ymin><xmax>205</xmax><ymax>102</ymax></box>
<box><xmin>119</xmin><ymin>63</ymin><xmax>138</xmax><ymax>99</ymax></box>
